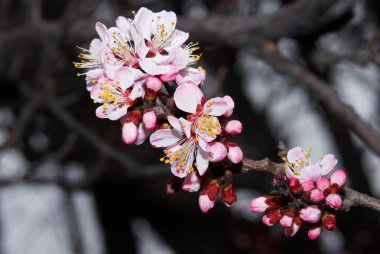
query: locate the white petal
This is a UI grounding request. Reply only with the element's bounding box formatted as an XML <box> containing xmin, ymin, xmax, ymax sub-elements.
<box><xmin>287</xmin><ymin>147</ymin><xmax>306</xmax><ymax>163</ymax></box>
<box><xmin>135</xmin><ymin>123</ymin><xmax>151</xmax><ymax>145</ymax></box>
<box><xmin>203</xmin><ymin>97</ymin><xmax>229</xmax><ymax>116</ymax></box>
<box><xmin>196</xmin><ymin>148</ymin><xmax>209</xmax><ymax>176</ymax></box>
<box><xmin>173</xmin><ymin>83</ymin><xmax>203</xmax><ymax>113</ymax></box>
<box><xmin>179</xmin><ymin>117</ymin><xmax>191</xmax><ymax>138</ymax></box>
<box><xmin>129</xmin><ymin>83</ymin><xmax>145</xmax><ymax>100</ymax></box>
<box><xmin>150</xmin><ymin>129</ymin><xmax>182</xmax><ymax>148</ymax></box>
<box><xmin>139</xmin><ymin>58</ymin><xmax>171</xmax><ymax>75</ymax></box>
<box><xmin>299</xmin><ymin>165</ymin><xmax>323</xmax><ymax>182</ymax></box>
<box><xmin>134</xmin><ymin>7</ymin><xmax>154</xmax><ymax>40</ymax></box>
<box><xmin>95</xmin><ymin>22</ymin><xmax>109</xmax><ymax>42</ymax></box>
<box><xmin>167</xmin><ymin>116</ymin><xmax>181</xmax><ymax>131</ymax></box>
<box><xmin>319</xmin><ymin>154</ymin><xmax>338</xmax><ymax>175</ymax></box>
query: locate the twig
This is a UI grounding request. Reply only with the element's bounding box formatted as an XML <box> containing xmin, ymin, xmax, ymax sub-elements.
<box><xmin>249</xmin><ymin>44</ymin><xmax>380</xmax><ymax>158</ymax></box>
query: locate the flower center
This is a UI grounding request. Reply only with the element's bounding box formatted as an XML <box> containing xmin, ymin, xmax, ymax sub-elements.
<box><xmin>94</xmin><ymin>81</ymin><xmax>135</xmax><ymax>112</ymax></box>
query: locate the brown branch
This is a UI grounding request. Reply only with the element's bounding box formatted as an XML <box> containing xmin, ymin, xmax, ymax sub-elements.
<box><xmin>249</xmin><ymin>43</ymin><xmax>380</xmax><ymax>158</ymax></box>
<box><xmin>241</xmin><ymin>157</ymin><xmax>380</xmax><ymax>212</ymax></box>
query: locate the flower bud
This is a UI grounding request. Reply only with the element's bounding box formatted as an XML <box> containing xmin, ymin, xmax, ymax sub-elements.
<box><xmin>204</xmin><ymin>179</ymin><xmax>220</xmax><ymax>201</ymax></box>
<box><xmin>223</xmin><ymin>95</ymin><xmax>234</xmax><ymax>117</ymax></box>
<box><xmin>308</xmin><ymin>225</ymin><xmax>322</xmax><ymax>240</ymax></box>
<box><xmin>316</xmin><ymin>177</ymin><xmax>331</xmax><ymax>195</ymax></box>
<box><xmin>262</xmin><ymin>209</ymin><xmax>281</xmax><ymax>226</ymax></box>
<box><xmin>284</xmin><ymin>217</ymin><xmax>301</xmax><ymax>237</ymax></box>
<box><xmin>250</xmin><ymin>195</ymin><xmax>280</xmax><ymax>213</ymax></box>
<box><xmin>302</xmin><ymin>180</ymin><xmax>315</xmax><ymax>192</ymax></box>
<box><xmin>166</xmin><ymin>176</ymin><xmax>184</xmax><ymax>194</ymax></box>
<box><xmin>227</xmin><ymin>144</ymin><xmax>243</xmax><ymax>164</ymax></box>
<box><xmin>280</xmin><ymin>211</ymin><xmax>294</xmax><ymax>228</ymax></box>
<box><xmin>122</xmin><ymin>122</ymin><xmax>138</xmax><ymax>144</ymax></box>
<box><xmin>208</xmin><ymin>142</ymin><xmax>227</xmax><ymax>162</ymax></box>
<box><xmin>199</xmin><ymin>194</ymin><xmax>215</xmax><ymax>213</ymax></box>
<box><xmin>330</xmin><ymin>169</ymin><xmax>347</xmax><ymax>193</ymax></box>
<box><xmin>182</xmin><ymin>172</ymin><xmax>201</xmax><ymax>192</ymax></box>
<box><xmin>308</xmin><ymin>189</ymin><xmax>325</xmax><ymax>203</ymax></box>
<box><xmin>300</xmin><ymin>205</ymin><xmax>322</xmax><ymax>223</ymax></box>
<box><xmin>322</xmin><ymin>213</ymin><xmax>336</xmax><ymax>231</ymax></box>
<box><xmin>221</xmin><ymin>183</ymin><xmax>237</xmax><ymax>207</ymax></box>
<box><xmin>142</xmin><ymin>110</ymin><xmax>157</xmax><ymax>131</ymax></box>
<box><xmin>289</xmin><ymin>178</ymin><xmax>302</xmax><ymax>193</ymax></box>
<box><xmin>224</xmin><ymin>120</ymin><xmax>243</xmax><ymax>136</ymax></box>
<box><xmin>325</xmin><ymin>193</ymin><xmax>342</xmax><ymax>210</ymax></box>
<box><xmin>160</xmin><ymin>65</ymin><xmax>178</xmax><ymax>82</ymax></box>
<box><xmin>146</xmin><ymin>76</ymin><xmax>163</xmax><ymax>92</ymax></box>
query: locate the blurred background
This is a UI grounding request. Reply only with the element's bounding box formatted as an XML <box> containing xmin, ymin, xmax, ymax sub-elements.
<box><xmin>1</xmin><ymin>0</ymin><xmax>380</xmax><ymax>253</ymax></box>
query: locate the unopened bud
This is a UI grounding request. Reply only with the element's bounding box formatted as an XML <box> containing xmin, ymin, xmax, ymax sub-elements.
<box><xmin>316</xmin><ymin>177</ymin><xmax>331</xmax><ymax>196</ymax></box>
<box><xmin>302</xmin><ymin>180</ymin><xmax>315</xmax><ymax>192</ymax></box>
<box><xmin>289</xmin><ymin>178</ymin><xmax>302</xmax><ymax>193</ymax></box>
<box><xmin>322</xmin><ymin>213</ymin><xmax>336</xmax><ymax>231</ymax></box>
<box><xmin>224</xmin><ymin>120</ymin><xmax>243</xmax><ymax>135</ymax></box>
<box><xmin>142</xmin><ymin>110</ymin><xmax>157</xmax><ymax>130</ymax></box>
<box><xmin>308</xmin><ymin>225</ymin><xmax>322</xmax><ymax>240</ymax></box>
<box><xmin>227</xmin><ymin>143</ymin><xmax>243</xmax><ymax>164</ymax></box>
<box><xmin>330</xmin><ymin>169</ymin><xmax>347</xmax><ymax>193</ymax></box>
<box><xmin>221</xmin><ymin>183</ymin><xmax>237</xmax><ymax>207</ymax></box>
<box><xmin>160</xmin><ymin>65</ymin><xmax>178</xmax><ymax>82</ymax></box>
<box><xmin>208</xmin><ymin>142</ymin><xmax>227</xmax><ymax>162</ymax></box>
<box><xmin>308</xmin><ymin>189</ymin><xmax>325</xmax><ymax>203</ymax></box>
<box><xmin>300</xmin><ymin>205</ymin><xmax>321</xmax><ymax>223</ymax></box>
<box><xmin>122</xmin><ymin>122</ymin><xmax>138</xmax><ymax>144</ymax></box>
<box><xmin>146</xmin><ymin>76</ymin><xmax>163</xmax><ymax>92</ymax></box>
<box><xmin>325</xmin><ymin>193</ymin><xmax>342</xmax><ymax>210</ymax></box>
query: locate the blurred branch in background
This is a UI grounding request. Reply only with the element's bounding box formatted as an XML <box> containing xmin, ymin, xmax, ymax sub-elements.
<box><xmin>1</xmin><ymin>0</ymin><xmax>380</xmax><ymax>253</ymax></box>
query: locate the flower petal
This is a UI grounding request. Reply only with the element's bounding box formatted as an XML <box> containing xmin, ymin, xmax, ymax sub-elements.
<box><xmin>287</xmin><ymin>147</ymin><xmax>306</xmax><ymax>163</ymax></box>
<box><xmin>203</xmin><ymin>97</ymin><xmax>229</xmax><ymax>116</ymax></box>
<box><xmin>179</xmin><ymin>117</ymin><xmax>191</xmax><ymax>138</ymax></box>
<box><xmin>174</xmin><ymin>83</ymin><xmax>203</xmax><ymax>113</ymax></box>
<box><xmin>196</xmin><ymin>148</ymin><xmax>209</xmax><ymax>176</ymax></box>
<box><xmin>299</xmin><ymin>165</ymin><xmax>323</xmax><ymax>183</ymax></box>
<box><xmin>134</xmin><ymin>7</ymin><xmax>154</xmax><ymax>40</ymax></box>
<box><xmin>319</xmin><ymin>154</ymin><xmax>337</xmax><ymax>175</ymax></box>
<box><xmin>135</xmin><ymin>123</ymin><xmax>151</xmax><ymax>145</ymax></box>
<box><xmin>95</xmin><ymin>22</ymin><xmax>109</xmax><ymax>42</ymax></box>
<box><xmin>167</xmin><ymin>116</ymin><xmax>181</xmax><ymax>131</ymax></box>
<box><xmin>150</xmin><ymin>129</ymin><xmax>182</xmax><ymax>148</ymax></box>
<box><xmin>139</xmin><ymin>58</ymin><xmax>171</xmax><ymax>75</ymax></box>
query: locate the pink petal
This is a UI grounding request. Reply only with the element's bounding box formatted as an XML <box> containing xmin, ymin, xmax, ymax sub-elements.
<box><xmin>139</xmin><ymin>58</ymin><xmax>171</xmax><ymax>75</ymax></box>
<box><xmin>122</xmin><ymin>122</ymin><xmax>138</xmax><ymax>144</ymax></box>
<box><xmin>95</xmin><ymin>22</ymin><xmax>109</xmax><ymax>42</ymax></box>
<box><xmin>199</xmin><ymin>194</ymin><xmax>214</xmax><ymax>213</ymax></box>
<box><xmin>308</xmin><ymin>226</ymin><xmax>322</xmax><ymax>240</ymax></box>
<box><xmin>114</xmin><ymin>67</ymin><xmax>134</xmax><ymax>90</ymax></box>
<box><xmin>179</xmin><ymin>117</ymin><xmax>191</xmax><ymax>138</ymax></box>
<box><xmin>133</xmin><ymin>7</ymin><xmax>154</xmax><ymax>40</ymax></box>
<box><xmin>223</xmin><ymin>95</ymin><xmax>234</xmax><ymax>117</ymax></box>
<box><xmin>129</xmin><ymin>83</ymin><xmax>145</xmax><ymax>100</ymax></box>
<box><xmin>149</xmin><ymin>129</ymin><xmax>182</xmax><ymax>148</ymax></box>
<box><xmin>300</xmin><ymin>205</ymin><xmax>321</xmax><ymax>223</ymax></box>
<box><xmin>319</xmin><ymin>154</ymin><xmax>338</xmax><ymax>175</ymax></box>
<box><xmin>286</xmin><ymin>147</ymin><xmax>306</xmax><ymax>164</ymax></box>
<box><xmin>167</xmin><ymin>116</ymin><xmax>181</xmax><ymax>131</ymax></box>
<box><xmin>182</xmin><ymin>172</ymin><xmax>201</xmax><ymax>192</ymax></box>
<box><xmin>299</xmin><ymin>165</ymin><xmax>323</xmax><ymax>182</ymax></box>
<box><xmin>165</xmin><ymin>30</ymin><xmax>189</xmax><ymax>52</ymax></box>
<box><xmin>173</xmin><ymin>83</ymin><xmax>202</xmax><ymax>113</ymax></box>
<box><xmin>135</xmin><ymin>123</ymin><xmax>151</xmax><ymax>145</ymax></box>
<box><xmin>176</xmin><ymin>67</ymin><xmax>204</xmax><ymax>86</ymax></box>
<box><xmin>208</xmin><ymin>142</ymin><xmax>227</xmax><ymax>162</ymax></box>
<box><xmin>203</xmin><ymin>97</ymin><xmax>229</xmax><ymax>116</ymax></box>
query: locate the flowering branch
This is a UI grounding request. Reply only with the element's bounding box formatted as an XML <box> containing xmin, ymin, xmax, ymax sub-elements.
<box><xmin>73</xmin><ymin>6</ymin><xmax>380</xmax><ymax>241</ymax></box>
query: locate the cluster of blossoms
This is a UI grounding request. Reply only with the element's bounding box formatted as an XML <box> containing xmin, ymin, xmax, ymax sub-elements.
<box><xmin>250</xmin><ymin>147</ymin><xmax>348</xmax><ymax>240</ymax></box>
<box><xmin>74</xmin><ymin>8</ymin><xmax>243</xmax><ymax>212</ymax></box>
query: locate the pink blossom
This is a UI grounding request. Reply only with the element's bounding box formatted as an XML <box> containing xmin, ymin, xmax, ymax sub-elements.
<box><xmin>223</xmin><ymin>95</ymin><xmax>234</xmax><ymax>117</ymax></box>
<box><xmin>308</xmin><ymin>226</ymin><xmax>322</xmax><ymax>240</ymax></box>
<box><xmin>176</xmin><ymin>67</ymin><xmax>206</xmax><ymax>86</ymax></box>
<box><xmin>227</xmin><ymin>144</ymin><xmax>243</xmax><ymax>164</ymax></box>
<box><xmin>250</xmin><ymin>196</ymin><xmax>280</xmax><ymax>213</ymax></box>
<box><xmin>182</xmin><ymin>172</ymin><xmax>201</xmax><ymax>192</ymax></box>
<box><xmin>280</xmin><ymin>212</ymin><xmax>294</xmax><ymax>228</ymax></box>
<box><xmin>284</xmin><ymin>217</ymin><xmax>301</xmax><ymax>237</ymax></box>
<box><xmin>308</xmin><ymin>189</ymin><xmax>325</xmax><ymax>203</ymax></box>
<box><xmin>149</xmin><ymin>116</ymin><xmax>209</xmax><ymax>177</ymax></box>
<box><xmin>208</xmin><ymin>142</ymin><xmax>227</xmax><ymax>162</ymax></box>
<box><xmin>91</xmin><ymin>67</ymin><xmax>148</xmax><ymax>120</ymax></box>
<box><xmin>145</xmin><ymin>76</ymin><xmax>163</xmax><ymax>92</ymax></box>
<box><xmin>322</xmin><ymin>213</ymin><xmax>336</xmax><ymax>231</ymax></box>
<box><xmin>122</xmin><ymin>122</ymin><xmax>138</xmax><ymax>144</ymax></box>
<box><xmin>325</xmin><ymin>194</ymin><xmax>342</xmax><ymax>210</ymax></box>
<box><xmin>300</xmin><ymin>205</ymin><xmax>322</xmax><ymax>223</ymax></box>
<box><xmin>199</xmin><ymin>193</ymin><xmax>215</xmax><ymax>213</ymax></box>
<box><xmin>316</xmin><ymin>177</ymin><xmax>331</xmax><ymax>195</ymax></box>
<box><xmin>142</xmin><ymin>110</ymin><xmax>157</xmax><ymax>130</ymax></box>
<box><xmin>330</xmin><ymin>169</ymin><xmax>347</xmax><ymax>191</ymax></box>
<box><xmin>285</xmin><ymin>147</ymin><xmax>337</xmax><ymax>183</ymax></box>
<box><xmin>224</xmin><ymin>120</ymin><xmax>243</xmax><ymax>136</ymax></box>
<box><xmin>160</xmin><ymin>65</ymin><xmax>179</xmax><ymax>82</ymax></box>
<box><xmin>301</xmin><ymin>180</ymin><xmax>315</xmax><ymax>192</ymax></box>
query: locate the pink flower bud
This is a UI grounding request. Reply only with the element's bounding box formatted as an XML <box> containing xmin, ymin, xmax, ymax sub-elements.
<box><xmin>142</xmin><ymin>110</ymin><xmax>157</xmax><ymax>130</ymax></box>
<box><xmin>300</xmin><ymin>205</ymin><xmax>322</xmax><ymax>223</ymax></box>
<box><xmin>166</xmin><ymin>176</ymin><xmax>183</xmax><ymax>194</ymax></box>
<box><xmin>280</xmin><ymin>211</ymin><xmax>294</xmax><ymax>228</ymax></box>
<box><xmin>316</xmin><ymin>177</ymin><xmax>331</xmax><ymax>195</ymax></box>
<box><xmin>182</xmin><ymin>172</ymin><xmax>201</xmax><ymax>192</ymax></box>
<box><xmin>203</xmin><ymin>180</ymin><xmax>220</xmax><ymax>201</ymax></box>
<box><xmin>199</xmin><ymin>194</ymin><xmax>215</xmax><ymax>213</ymax></box>
<box><xmin>322</xmin><ymin>213</ymin><xmax>336</xmax><ymax>231</ymax></box>
<box><xmin>284</xmin><ymin>217</ymin><xmax>301</xmax><ymax>237</ymax></box>
<box><xmin>308</xmin><ymin>189</ymin><xmax>325</xmax><ymax>203</ymax></box>
<box><xmin>302</xmin><ymin>180</ymin><xmax>315</xmax><ymax>192</ymax></box>
<box><xmin>262</xmin><ymin>209</ymin><xmax>281</xmax><ymax>226</ymax></box>
<box><xmin>221</xmin><ymin>184</ymin><xmax>237</xmax><ymax>207</ymax></box>
<box><xmin>227</xmin><ymin>144</ymin><xmax>243</xmax><ymax>164</ymax></box>
<box><xmin>308</xmin><ymin>225</ymin><xmax>322</xmax><ymax>240</ymax></box>
<box><xmin>250</xmin><ymin>196</ymin><xmax>280</xmax><ymax>213</ymax></box>
<box><xmin>325</xmin><ymin>194</ymin><xmax>342</xmax><ymax>210</ymax></box>
<box><xmin>224</xmin><ymin>120</ymin><xmax>243</xmax><ymax>135</ymax></box>
<box><xmin>208</xmin><ymin>142</ymin><xmax>227</xmax><ymax>162</ymax></box>
<box><xmin>289</xmin><ymin>178</ymin><xmax>301</xmax><ymax>193</ymax></box>
<box><xmin>330</xmin><ymin>169</ymin><xmax>347</xmax><ymax>192</ymax></box>
<box><xmin>146</xmin><ymin>76</ymin><xmax>163</xmax><ymax>92</ymax></box>
<box><xmin>223</xmin><ymin>95</ymin><xmax>235</xmax><ymax>117</ymax></box>
<box><xmin>122</xmin><ymin>122</ymin><xmax>138</xmax><ymax>144</ymax></box>
<box><xmin>160</xmin><ymin>65</ymin><xmax>178</xmax><ymax>82</ymax></box>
